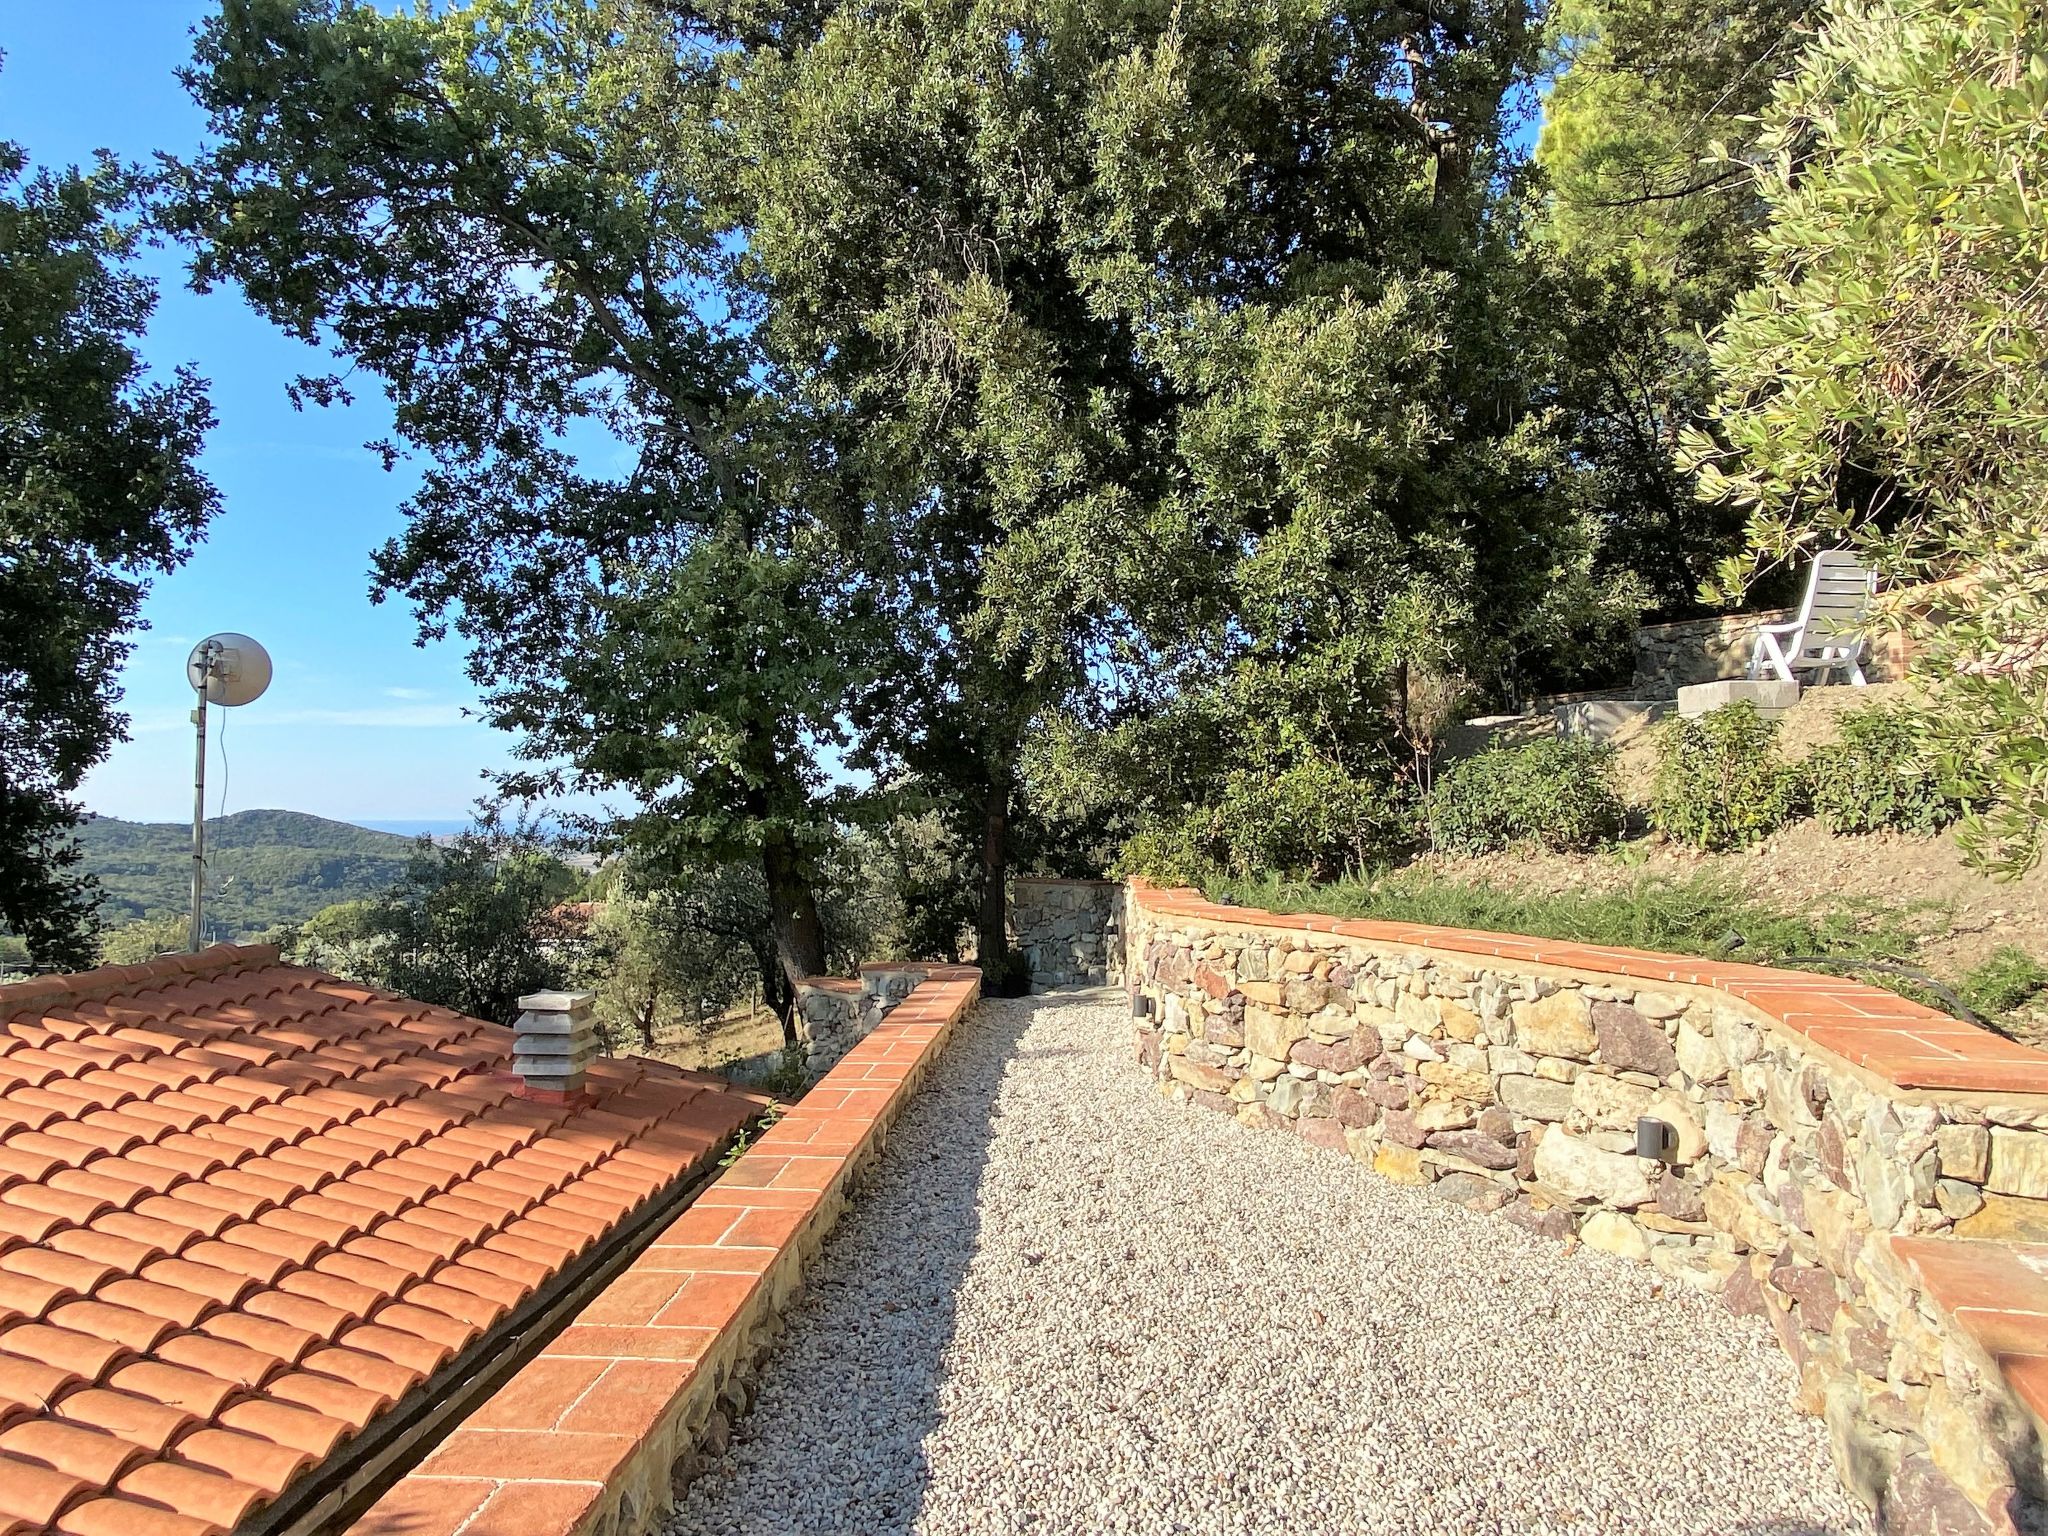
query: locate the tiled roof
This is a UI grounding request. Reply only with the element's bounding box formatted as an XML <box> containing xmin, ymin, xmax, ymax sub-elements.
<box><xmin>0</xmin><ymin>946</ymin><xmax>763</xmax><ymax>1536</ymax></box>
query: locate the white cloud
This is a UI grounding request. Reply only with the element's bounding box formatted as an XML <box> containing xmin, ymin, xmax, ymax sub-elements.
<box><xmin>383</xmin><ymin>686</ymin><xmax>434</xmax><ymax>700</ymax></box>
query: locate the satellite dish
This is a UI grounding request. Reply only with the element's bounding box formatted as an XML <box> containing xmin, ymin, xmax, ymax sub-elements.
<box><xmin>187</xmin><ymin>633</ymin><xmax>272</xmax><ymax>707</ymax></box>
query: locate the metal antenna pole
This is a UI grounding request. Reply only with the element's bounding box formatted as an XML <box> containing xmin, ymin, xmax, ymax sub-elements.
<box><xmin>188</xmin><ymin>642</ymin><xmax>216</xmax><ymax>952</ymax></box>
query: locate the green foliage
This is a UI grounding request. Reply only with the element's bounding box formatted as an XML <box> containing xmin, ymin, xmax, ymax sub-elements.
<box><xmin>1685</xmin><ymin>0</ymin><xmax>2048</xmax><ymax>874</ymax></box>
<box><xmin>1220</xmin><ymin>867</ymin><xmax>1921</xmax><ymax>975</ymax></box>
<box><xmin>172</xmin><ymin>0</ymin><xmax>861</xmax><ymax>981</ymax></box>
<box><xmin>1538</xmin><ymin>0</ymin><xmax>1814</xmax><ymax>321</ymax></box>
<box><xmin>280</xmin><ymin>818</ymin><xmax>580</xmax><ymax>1025</ymax></box>
<box><xmin>1</xmin><ymin>127</ymin><xmax>218</xmax><ymax>968</ymax></box>
<box><xmin>1960</xmin><ymin>946</ymin><xmax>2048</xmax><ymax>1020</ymax></box>
<box><xmin>1116</xmin><ymin>758</ymin><xmax>1412</xmax><ymax>885</ymax></box>
<box><xmin>1650</xmin><ymin>703</ymin><xmax>1805</xmax><ymax>851</ymax></box>
<box><xmin>1428</xmin><ymin>740</ymin><xmax>1625</xmax><ymax>854</ymax></box>
<box><xmin>98</xmin><ymin>915</ymin><xmax>192</xmax><ymax>966</ymax></box>
<box><xmin>81</xmin><ymin>811</ymin><xmax>417</xmax><ymax>936</ymax></box>
<box><xmin>1804</xmin><ymin>703</ymin><xmax>1969</xmax><ymax>836</ymax></box>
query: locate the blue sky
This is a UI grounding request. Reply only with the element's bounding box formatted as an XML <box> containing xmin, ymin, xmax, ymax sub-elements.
<box><xmin>2</xmin><ymin>4</ymin><xmax>526</xmax><ymax>826</ymax></box>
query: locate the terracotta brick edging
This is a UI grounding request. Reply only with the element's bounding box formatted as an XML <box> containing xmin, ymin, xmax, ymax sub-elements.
<box><xmin>349</xmin><ymin>968</ymin><xmax>981</xmax><ymax>1536</ymax></box>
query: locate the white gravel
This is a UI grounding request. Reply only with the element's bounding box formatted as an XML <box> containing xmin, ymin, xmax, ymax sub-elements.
<box><xmin>669</xmin><ymin>991</ymin><xmax>1871</xmax><ymax>1536</ymax></box>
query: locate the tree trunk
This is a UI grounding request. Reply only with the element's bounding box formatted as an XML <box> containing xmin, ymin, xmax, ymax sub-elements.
<box><xmin>634</xmin><ymin>988</ymin><xmax>658</xmax><ymax>1052</ymax></box>
<box><xmin>750</xmin><ymin>936</ymin><xmax>798</xmax><ymax>1048</ymax></box>
<box><xmin>976</xmin><ymin>763</ymin><xmax>1011</xmax><ymax>992</ymax></box>
<box><xmin>759</xmin><ymin>822</ymin><xmax>827</xmax><ymax>987</ymax></box>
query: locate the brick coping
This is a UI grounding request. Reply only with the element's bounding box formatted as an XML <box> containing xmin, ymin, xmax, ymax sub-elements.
<box><xmin>1129</xmin><ymin>880</ymin><xmax>2048</xmax><ymax>1101</ymax></box>
<box><xmin>1894</xmin><ymin>1238</ymin><xmax>2048</xmax><ymax>1427</ymax></box>
<box><xmin>348</xmin><ymin>970</ymin><xmax>982</xmax><ymax>1536</ymax></box>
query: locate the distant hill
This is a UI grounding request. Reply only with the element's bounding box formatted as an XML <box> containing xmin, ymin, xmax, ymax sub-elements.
<box><xmin>81</xmin><ymin>810</ymin><xmax>423</xmax><ymax>938</ymax></box>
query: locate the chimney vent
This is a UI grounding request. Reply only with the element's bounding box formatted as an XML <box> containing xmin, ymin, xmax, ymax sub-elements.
<box><xmin>512</xmin><ymin>989</ymin><xmax>599</xmax><ymax>1101</ymax></box>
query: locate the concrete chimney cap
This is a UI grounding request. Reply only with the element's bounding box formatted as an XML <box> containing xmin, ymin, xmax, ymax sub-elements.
<box><xmin>516</xmin><ymin>989</ymin><xmax>596</xmax><ymax>1014</ymax></box>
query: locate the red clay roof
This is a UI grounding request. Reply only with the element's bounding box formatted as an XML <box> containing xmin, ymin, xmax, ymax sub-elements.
<box><xmin>0</xmin><ymin>946</ymin><xmax>763</xmax><ymax>1536</ymax></box>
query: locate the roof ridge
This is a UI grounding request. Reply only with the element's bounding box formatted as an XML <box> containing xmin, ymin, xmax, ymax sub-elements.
<box><xmin>0</xmin><ymin>941</ymin><xmax>282</xmax><ymax>1021</ymax></box>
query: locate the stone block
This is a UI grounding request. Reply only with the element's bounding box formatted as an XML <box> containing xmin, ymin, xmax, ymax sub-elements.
<box><xmin>1936</xmin><ymin>1123</ymin><xmax>1990</xmax><ymax>1184</ymax></box>
<box><xmin>1532</xmin><ymin>1127</ymin><xmax>1654</xmax><ymax>1208</ymax></box>
<box><xmin>1512</xmin><ymin>990</ymin><xmax>1595</xmax><ymax>1059</ymax></box>
<box><xmin>1985</xmin><ymin>1128</ymin><xmax>2048</xmax><ymax>1197</ymax></box>
<box><xmin>1553</xmin><ymin>699</ymin><xmax>1673</xmax><ymax>741</ymax></box>
<box><xmin>1675</xmin><ymin>678</ymin><xmax>1800</xmax><ymax>718</ymax></box>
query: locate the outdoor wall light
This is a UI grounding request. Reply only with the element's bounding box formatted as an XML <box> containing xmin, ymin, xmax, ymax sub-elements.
<box><xmin>1636</xmin><ymin>1116</ymin><xmax>1680</xmax><ymax>1163</ymax></box>
<box><xmin>1132</xmin><ymin>992</ymin><xmax>1154</xmax><ymax>1020</ymax></box>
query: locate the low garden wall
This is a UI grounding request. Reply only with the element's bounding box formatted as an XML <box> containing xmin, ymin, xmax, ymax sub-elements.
<box><xmin>1012</xmin><ymin>877</ymin><xmax>1123</xmax><ymax>991</ymax></box>
<box><xmin>1124</xmin><ymin>880</ymin><xmax>2048</xmax><ymax>1536</ymax></box>
<box><xmin>352</xmin><ymin>965</ymin><xmax>982</xmax><ymax>1536</ymax></box>
<box><xmin>1633</xmin><ymin>608</ymin><xmax>1905</xmax><ymax>696</ymax></box>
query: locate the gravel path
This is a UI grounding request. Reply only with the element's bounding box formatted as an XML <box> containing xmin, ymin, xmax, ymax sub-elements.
<box><xmin>669</xmin><ymin>991</ymin><xmax>1870</xmax><ymax>1536</ymax></box>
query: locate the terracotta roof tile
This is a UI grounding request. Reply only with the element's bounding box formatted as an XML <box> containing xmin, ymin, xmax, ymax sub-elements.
<box><xmin>0</xmin><ymin>946</ymin><xmax>764</xmax><ymax>1533</ymax></box>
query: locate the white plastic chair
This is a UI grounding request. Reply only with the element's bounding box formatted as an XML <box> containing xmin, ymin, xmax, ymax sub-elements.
<box><xmin>1747</xmin><ymin>549</ymin><xmax>1876</xmax><ymax>686</ymax></box>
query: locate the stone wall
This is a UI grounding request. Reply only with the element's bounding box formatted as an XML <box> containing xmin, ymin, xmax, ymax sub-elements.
<box><xmin>1634</xmin><ymin>609</ymin><xmax>1793</xmax><ymax>696</ymax></box>
<box><xmin>1126</xmin><ymin>881</ymin><xmax>2046</xmax><ymax>1535</ymax></box>
<box><xmin>794</xmin><ymin>962</ymin><xmax>946</xmax><ymax>1076</ymax></box>
<box><xmin>1011</xmin><ymin>877</ymin><xmax>1123</xmax><ymax>991</ymax></box>
<box><xmin>1634</xmin><ymin>608</ymin><xmax>1905</xmax><ymax>696</ymax></box>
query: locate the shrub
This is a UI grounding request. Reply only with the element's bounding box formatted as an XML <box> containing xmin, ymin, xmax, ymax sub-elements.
<box><xmin>1960</xmin><ymin>946</ymin><xmax>2048</xmax><ymax>1021</ymax></box>
<box><xmin>1427</xmin><ymin>739</ymin><xmax>1625</xmax><ymax>854</ymax></box>
<box><xmin>1651</xmin><ymin>703</ymin><xmax>1805</xmax><ymax>851</ymax></box>
<box><xmin>1804</xmin><ymin>702</ymin><xmax>1968</xmax><ymax>836</ymax></box>
<box><xmin>1116</xmin><ymin>759</ymin><xmax>1414</xmax><ymax>884</ymax></box>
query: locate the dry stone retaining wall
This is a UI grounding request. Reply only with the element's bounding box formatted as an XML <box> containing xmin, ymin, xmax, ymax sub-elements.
<box><xmin>1126</xmin><ymin>881</ymin><xmax>2047</xmax><ymax>1536</ymax></box>
<box><xmin>1012</xmin><ymin>877</ymin><xmax>1124</xmax><ymax>991</ymax></box>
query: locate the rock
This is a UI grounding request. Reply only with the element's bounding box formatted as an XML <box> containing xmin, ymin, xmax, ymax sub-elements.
<box><xmin>1247</xmin><ymin>1054</ymin><xmax>1287</xmax><ymax>1082</ymax></box>
<box><xmin>1498</xmin><ymin>1073</ymin><xmax>1574</xmax><ymax>1122</ymax></box>
<box><xmin>1823</xmin><ymin>1378</ymin><xmax>1901</xmax><ymax>1514</ymax></box>
<box><xmin>1651</xmin><ymin>1245</ymin><xmax>1740</xmax><ymax>1293</ymax></box>
<box><xmin>1437</xmin><ymin>1001</ymin><xmax>1481</xmax><ymax>1042</ymax></box>
<box><xmin>1805</xmin><ymin>1187</ymin><xmax>1862</xmax><ymax>1278</ymax></box>
<box><xmin>1935</xmin><ymin>1123</ymin><xmax>1991</xmax><ymax>1184</ymax></box>
<box><xmin>1417</xmin><ymin>1059</ymin><xmax>1493</xmax><ymax>1101</ymax></box>
<box><xmin>1532</xmin><ymin>1127</ymin><xmax>1654</xmax><ymax>1208</ymax></box>
<box><xmin>1425</xmin><ymin>1129</ymin><xmax>1518</xmax><ymax>1171</ymax></box>
<box><xmin>1702</xmin><ymin>1171</ymin><xmax>1786</xmax><ymax>1255</ymax></box>
<box><xmin>1570</xmin><ymin>1072</ymin><xmax>1655</xmax><ymax>1130</ymax></box>
<box><xmin>1643</xmin><ymin>1092</ymin><xmax>1706</xmax><ymax>1164</ymax></box>
<box><xmin>1705</xmin><ymin>1102</ymin><xmax>1743</xmax><ymax>1164</ymax></box>
<box><xmin>1413</xmin><ymin>1099</ymin><xmax>1476</xmax><ymax>1133</ymax></box>
<box><xmin>1401</xmin><ymin>1034</ymin><xmax>1441</xmax><ymax>1063</ymax></box>
<box><xmin>1674</xmin><ymin>1022</ymin><xmax>1726</xmax><ymax>1085</ymax></box>
<box><xmin>1855</xmin><ymin>1133</ymin><xmax>1913</xmax><ymax>1231</ymax></box>
<box><xmin>1512</xmin><ymin>990</ymin><xmax>1595</xmax><ymax>1059</ymax></box>
<box><xmin>1373</xmin><ymin>1144</ymin><xmax>1428</xmax><ymax>1185</ymax></box>
<box><xmin>1580</xmin><ymin>1210</ymin><xmax>1649</xmax><ymax>1260</ymax></box>
<box><xmin>1954</xmin><ymin>1193</ymin><xmax>2048</xmax><ymax>1242</ymax></box>
<box><xmin>1291</xmin><ymin>1036</ymin><xmax>1368</xmax><ymax>1073</ymax></box>
<box><xmin>1193</xmin><ymin>962</ymin><xmax>1233</xmax><ymax>1000</ymax></box>
<box><xmin>1297</xmin><ymin>1117</ymin><xmax>1349</xmax><ymax>1154</ymax></box>
<box><xmin>1817</xmin><ymin>1115</ymin><xmax>1851</xmax><ymax>1189</ymax></box>
<box><xmin>1768</xmin><ymin>1256</ymin><xmax>1841</xmax><ymax>1332</ymax></box>
<box><xmin>1985</xmin><ymin>1128</ymin><xmax>2048</xmax><ymax>1197</ymax></box>
<box><xmin>1934</xmin><ymin>1179</ymin><xmax>1985</xmax><ymax>1221</ymax></box>
<box><xmin>1367</xmin><ymin>1078</ymin><xmax>1411</xmax><ymax>1110</ymax></box>
<box><xmin>1592</xmin><ymin>1001</ymin><xmax>1678</xmax><ymax>1076</ymax></box>
<box><xmin>1737</xmin><ymin>1115</ymin><xmax>1775</xmax><ymax>1178</ymax></box>
<box><xmin>1330</xmin><ymin>1087</ymin><xmax>1376</xmax><ymax>1129</ymax></box>
<box><xmin>1657</xmin><ymin>1169</ymin><xmax>1706</xmax><ymax>1223</ymax></box>
<box><xmin>1923</xmin><ymin>1380</ymin><xmax>2018</xmax><ymax>1519</ymax></box>
<box><xmin>1500</xmin><ymin>1198</ymin><xmax>1576</xmax><ymax>1240</ymax></box>
<box><xmin>1245</xmin><ymin>1006</ymin><xmax>1304</xmax><ymax>1062</ymax></box>
<box><xmin>1431</xmin><ymin>1170</ymin><xmax>1509</xmax><ymax>1211</ymax></box>
<box><xmin>1266</xmin><ymin>1074</ymin><xmax>1311</xmax><ymax>1117</ymax></box>
<box><xmin>1476</xmin><ymin>1104</ymin><xmax>1515</xmax><ymax>1142</ymax></box>
<box><xmin>1884</xmin><ymin>1455</ymin><xmax>2000</xmax><ymax>1536</ymax></box>
<box><xmin>1722</xmin><ymin>1260</ymin><xmax>1769</xmax><ymax>1320</ymax></box>
<box><xmin>1382</xmin><ymin>1109</ymin><xmax>1429</xmax><ymax>1149</ymax></box>
<box><xmin>1168</xmin><ymin>1057</ymin><xmax>1233</xmax><ymax>1093</ymax></box>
